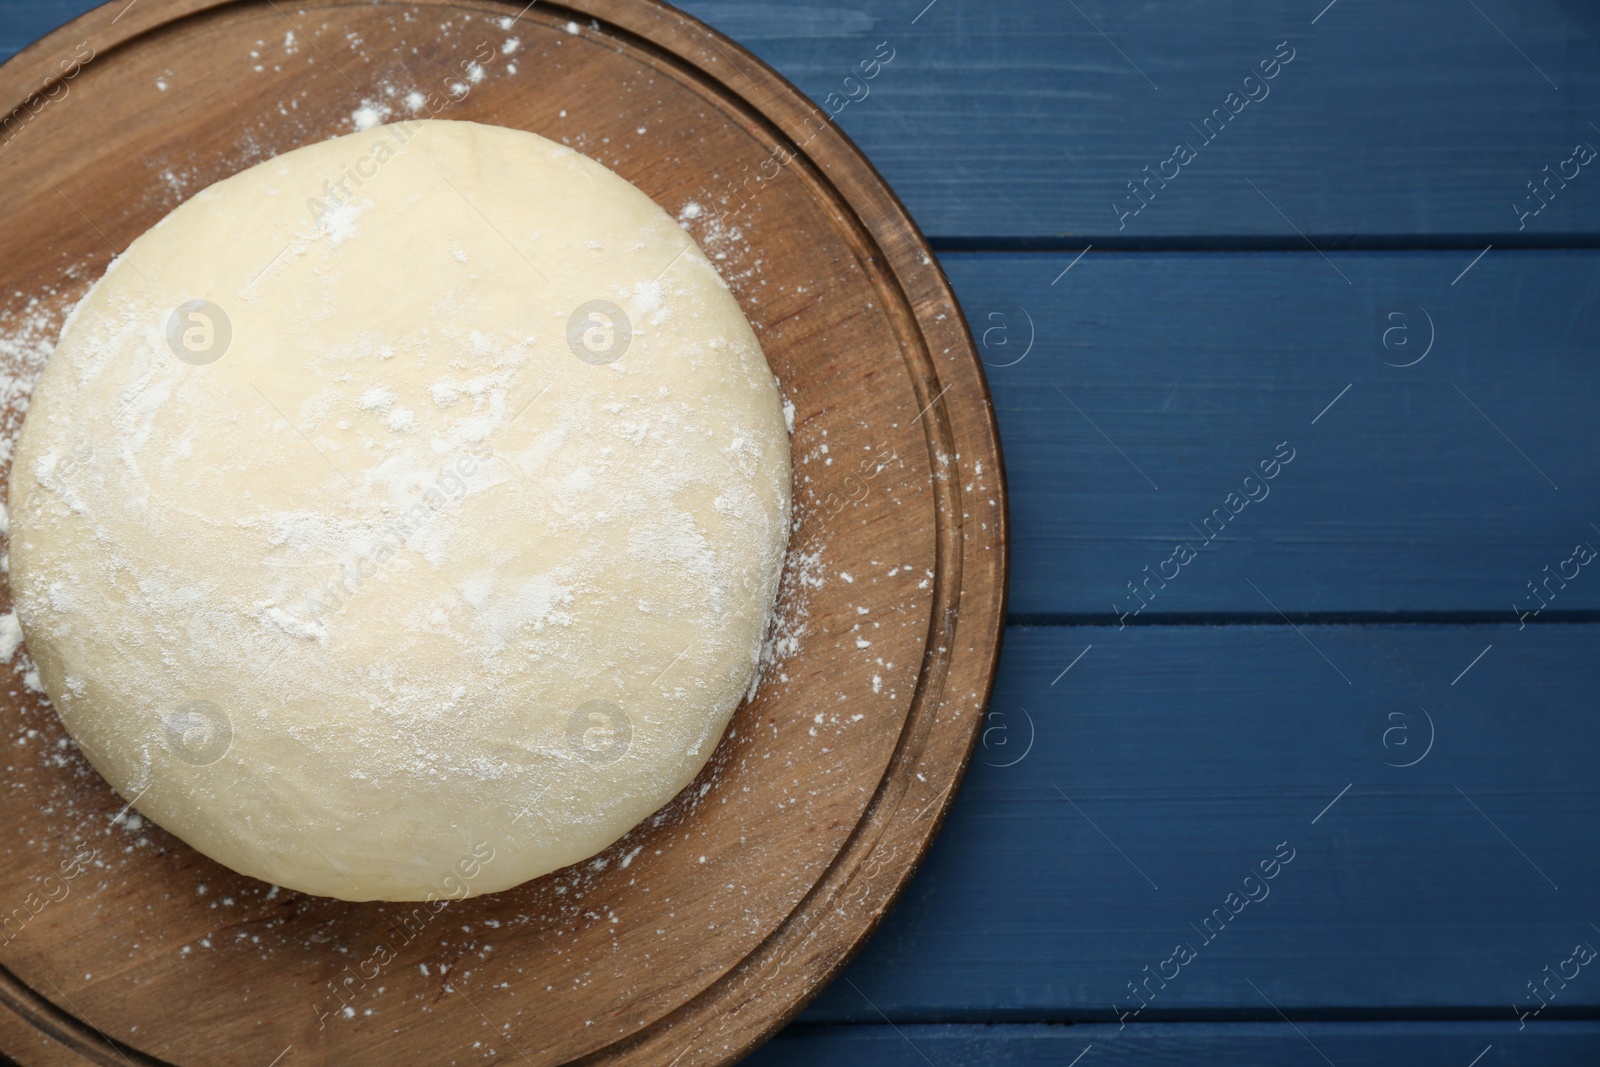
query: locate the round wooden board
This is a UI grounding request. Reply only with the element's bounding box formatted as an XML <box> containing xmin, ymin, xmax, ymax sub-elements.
<box><xmin>0</xmin><ymin>2</ymin><xmax>1007</xmax><ymax>1065</ymax></box>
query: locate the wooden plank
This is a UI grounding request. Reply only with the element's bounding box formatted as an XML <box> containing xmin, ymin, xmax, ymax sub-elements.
<box><xmin>10</xmin><ymin>1</ymin><xmax>1600</xmax><ymax>242</ymax></box>
<box><xmin>795</xmin><ymin>624</ymin><xmax>1600</xmax><ymax>1020</ymax></box>
<box><xmin>945</xmin><ymin>249</ymin><xmax>1600</xmax><ymax>617</ymax></box>
<box><xmin>673</xmin><ymin>0</ymin><xmax>1600</xmax><ymax>244</ymax></box>
<box><xmin>750</xmin><ymin>1022</ymin><xmax>1600</xmax><ymax>1066</ymax></box>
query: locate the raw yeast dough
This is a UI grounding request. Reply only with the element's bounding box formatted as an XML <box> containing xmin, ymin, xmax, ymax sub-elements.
<box><xmin>7</xmin><ymin>120</ymin><xmax>791</xmax><ymax>901</ymax></box>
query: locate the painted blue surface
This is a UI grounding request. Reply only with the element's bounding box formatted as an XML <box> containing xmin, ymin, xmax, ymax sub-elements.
<box><xmin>798</xmin><ymin>625</ymin><xmax>1600</xmax><ymax>1021</ymax></box>
<box><xmin>3</xmin><ymin>2</ymin><xmax>1598</xmax><ymax>1065</ymax></box>
<box><xmin>689</xmin><ymin>0</ymin><xmax>1600</xmax><ymax>245</ymax></box>
<box><xmin>756</xmin><ymin>1022</ymin><xmax>1600</xmax><ymax>1066</ymax></box>
<box><xmin>957</xmin><ymin>248</ymin><xmax>1600</xmax><ymax>618</ymax></box>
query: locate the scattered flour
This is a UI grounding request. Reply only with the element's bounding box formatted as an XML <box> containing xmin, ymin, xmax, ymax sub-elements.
<box><xmin>0</xmin><ymin>611</ymin><xmax>22</xmax><ymax>660</ymax></box>
<box><xmin>351</xmin><ymin>101</ymin><xmax>392</xmax><ymax>130</ymax></box>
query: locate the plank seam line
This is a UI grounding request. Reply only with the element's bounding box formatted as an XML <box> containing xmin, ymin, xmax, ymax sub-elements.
<box><xmin>1006</xmin><ymin>611</ymin><xmax>1600</xmax><ymax>628</ymax></box>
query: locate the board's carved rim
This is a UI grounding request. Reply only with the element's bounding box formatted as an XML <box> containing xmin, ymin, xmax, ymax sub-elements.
<box><xmin>0</xmin><ymin>1</ymin><xmax>1009</xmax><ymax>1064</ymax></box>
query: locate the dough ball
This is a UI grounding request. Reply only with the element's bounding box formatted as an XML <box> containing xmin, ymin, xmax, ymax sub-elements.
<box><xmin>9</xmin><ymin>120</ymin><xmax>790</xmax><ymax>901</ymax></box>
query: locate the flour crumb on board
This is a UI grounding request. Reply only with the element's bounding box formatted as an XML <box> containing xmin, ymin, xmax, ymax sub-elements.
<box><xmin>0</xmin><ymin>611</ymin><xmax>22</xmax><ymax>660</ymax></box>
<box><xmin>351</xmin><ymin>101</ymin><xmax>392</xmax><ymax>130</ymax></box>
<box><xmin>0</xmin><ymin>292</ymin><xmax>70</xmax><ymax>466</ymax></box>
<box><xmin>746</xmin><ymin>546</ymin><xmax>823</xmax><ymax>702</ymax></box>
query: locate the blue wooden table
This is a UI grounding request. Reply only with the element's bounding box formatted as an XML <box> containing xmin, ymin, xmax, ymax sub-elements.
<box><xmin>6</xmin><ymin>2</ymin><xmax>1600</xmax><ymax>1064</ymax></box>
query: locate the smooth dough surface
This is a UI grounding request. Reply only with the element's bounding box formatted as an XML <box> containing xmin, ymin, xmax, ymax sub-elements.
<box><xmin>9</xmin><ymin>120</ymin><xmax>790</xmax><ymax>901</ymax></box>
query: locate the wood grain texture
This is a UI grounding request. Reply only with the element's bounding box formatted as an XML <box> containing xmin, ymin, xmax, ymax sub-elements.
<box><xmin>948</xmin><ymin>249</ymin><xmax>1600</xmax><ymax>617</ymax></box>
<box><xmin>800</xmin><ymin>624</ymin><xmax>1600</xmax><ymax>1020</ymax></box>
<box><xmin>748</xmin><ymin>1022</ymin><xmax>1600</xmax><ymax>1067</ymax></box>
<box><xmin>0</xmin><ymin>1</ymin><xmax>1006</xmax><ymax>1065</ymax></box>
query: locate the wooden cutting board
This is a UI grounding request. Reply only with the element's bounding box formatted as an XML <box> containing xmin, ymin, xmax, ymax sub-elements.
<box><xmin>0</xmin><ymin>2</ymin><xmax>1007</xmax><ymax>1064</ymax></box>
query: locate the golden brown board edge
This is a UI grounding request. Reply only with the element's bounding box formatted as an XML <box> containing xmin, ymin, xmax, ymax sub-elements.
<box><xmin>566</xmin><ymin>4</ymin><xmax>1010</xmax><ymax>1059</ymax></box>
<box><xmin>0</xmin><ymin>0</ymin><xmax>1011</xmax><ymax>1062</ymax></box>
